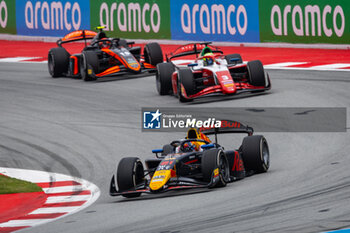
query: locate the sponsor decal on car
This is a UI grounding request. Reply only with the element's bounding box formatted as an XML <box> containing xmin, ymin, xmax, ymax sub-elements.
<box><xmin>150</xmin><ymin>170</ymin><xmax>172</xmax><ymax>190</ymax></box>
<box><xmin>213</xmin><ymin>168</ymin><xmax>219</xmax><ymax>177</ymax></box>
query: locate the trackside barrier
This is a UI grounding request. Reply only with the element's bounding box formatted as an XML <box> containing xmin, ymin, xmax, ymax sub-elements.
<box><xmin>0</xmin><ymin>0</ymin><xmax>16</xmax><ymax>34</ymax></box>
<box><xmin>259</xmin><ymin>0</ymin><xmax>350</xmax><ymax>44</ymax></box>
<box><xmin>0</xmin><ymin>0</ymin><xmax>349</xmax><ymax>46</ymax></box>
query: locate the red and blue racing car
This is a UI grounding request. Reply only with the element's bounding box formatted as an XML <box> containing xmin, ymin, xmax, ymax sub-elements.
<box><xmin>110</xmin><ymin>121</ymin><xmax>270</xmax><ymax>198</ymax></box>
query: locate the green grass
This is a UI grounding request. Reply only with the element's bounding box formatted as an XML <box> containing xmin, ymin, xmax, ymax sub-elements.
<box><xmin>0</xmin><ymin>175</ymin><xmax>43</xmax><ymax>194</ymax></box>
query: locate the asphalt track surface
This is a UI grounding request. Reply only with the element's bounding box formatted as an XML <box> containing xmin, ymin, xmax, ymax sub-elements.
<box><xmin>0</xmin><ymin>63</ymin><xmax>349</xmax><ymax>233</ymax></box>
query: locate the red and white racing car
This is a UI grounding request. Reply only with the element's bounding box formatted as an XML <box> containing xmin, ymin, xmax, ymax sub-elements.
<box><xmin>156</xmin><ymin>43</ymin><xmax>271</xmax><ymax>102</ymax></box>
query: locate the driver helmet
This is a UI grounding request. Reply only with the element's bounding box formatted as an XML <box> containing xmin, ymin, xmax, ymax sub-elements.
<box><xmin>183</xmin><ymin>141</ymin><xmax>195</xmax><ymax>152</ymax></box>
<box><xmin>99</xmin><ymin>40</ymin><xmax>111</xmax><ymax>49</ymax></box>
<box><xmin>175</xmin><ymin>141</ymin><xmax>195</xmax><ymax>153</ymax></box>
<box><xmin>203</xmin><ymin>52</ymin><xmax>214</xmax><ymax>66</ymax></box>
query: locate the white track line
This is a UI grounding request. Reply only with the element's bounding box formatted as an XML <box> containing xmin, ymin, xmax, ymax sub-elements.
<box><xmin>42</xmin><ymin>185</ymin><xmax>85</xmax><ymax>194</ymax></box>
<box><xmin>31</xmin><ymin>207</ymin><xmax>80</xmax><ymax>214</ymax></box>
<box><xmin>264</xmin><ymin>62</ymin><xmax>308</xmax><ymax>68</ymax></box>
<box><xmin>311</xmin><ymin>63</ymin><xmax>350</xmax><ymax>69</ymax></box>
<box><xmin>265</xmin><ymin>66</ymin><xmax>350</xmax><ymax>72</ymax></box>
<box><xmin>0</xmin><ymin>168</ymin><xmax>75</xmax><ymax>183</ymax></box>
<box><xmin>46</xmin><ymin>195</ymin><xmax>90</xmax><ymax>203</ymax></box>
<box><xmin>0</xmin><ymin>57</ymin><xmax>41</xmax><ymax>62</ymax></box>
<box><xmin>0</xmin><ymin>167</ymin><xmax>100</xmax><ymax>230</ymax></box>
<box><xmin>0</xmin><ymin>219</ymin><xmax>46</xmax><ymax>227</ymax></box>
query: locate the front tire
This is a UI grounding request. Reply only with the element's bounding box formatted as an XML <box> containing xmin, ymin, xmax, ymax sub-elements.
<box><xmin>241</xmin><ymin>135</ymin><xmax>269</xmax><ymax>173</ymax></box>
<box><xmin>247</xmin><ymin>60</ymin><xmax>266</xmax><ymax>86</ymax></box>
<box><xmin>201</xmin><ymin>149</ymin><xmax>230</xmax><ymax>187</ymax></box>
<box><xmin>144</xmin><ymin>42</ymin><xmax>163</xmax><ymax>66</ymax></box>
<box><xmin>177</xmin><ymin>68</ymin><xmax>195</xmax><ymax>103</ymax></box>
<box><xmin>81</xmin><ymin>51</ymin><xmax>98</xmax><ymax>81</ymax></box>
<box><xmin>156</xmin><ymin>63</ymin><xmax>175</xmax><ymax>95</ymax></box>
<box><xmin>48</xmin><ymin>47</ymin><xmax>70</xmax><ymax>77</ymax></box>
<box><xmin>117</xmin><ymin>157</ymin><xmax>145</xmax><ymax>198</ymax></box>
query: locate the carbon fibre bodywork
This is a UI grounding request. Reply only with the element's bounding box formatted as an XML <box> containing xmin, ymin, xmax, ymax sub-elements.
<box><xmin>110</xmin><ymin>123</ymin><xmax>269</xmax><ymax>197</ymax></box>
<box><xmin>48</xmin><ymin>29</ymin><xmax>163</xmax><ymax>81</ymax></box>
<box><xmin>156</xmin><ymin>43</ymin><xmax>271</xmax><ymax>102</ymax></box>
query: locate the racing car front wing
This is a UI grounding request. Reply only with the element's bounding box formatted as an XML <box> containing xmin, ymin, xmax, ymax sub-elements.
<box><xmin>181</xmin><ymin>74</ymin><xmax>271</xmax><ymax>100</ymax></box>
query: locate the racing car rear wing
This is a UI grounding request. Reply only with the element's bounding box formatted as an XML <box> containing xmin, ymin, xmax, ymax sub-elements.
<box><xmin>166</xmin><ymin>42</ymin><xmax>223</xmax><ymax>62</ymax></box>
<box><xmin>57</xmin><ymin>30</ymin><xmax>98</xmax><ymax>46</ymax></box>
<box><xmin>199</xmin><ymin>120</ymin><xmax>254</xmax><ymax>143</ymax></box>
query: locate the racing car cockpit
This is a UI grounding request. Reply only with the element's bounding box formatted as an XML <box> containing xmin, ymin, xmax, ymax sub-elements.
<box><xmin>186</xmin><ymin>128</ymin><xmax>211</xmax><ymax>151</ymax></box>
<box><xmin>160</xmin><ymin>128</ymin><xmax>211</xmax><ymax>155</ymax></box>
<box><xmin>200</xmin><ymin>46</ymin><xmax>216</xmax><ymax>66</ymax></box>
<box><xmin>90</xmin><ymin>30</ymin><xmax>108</xmax><ymax>48</ymax></box>
<box><xmin>90</xmin><ymin>28</ymin><xmax>123</xmax><ymax>49</ymax></box>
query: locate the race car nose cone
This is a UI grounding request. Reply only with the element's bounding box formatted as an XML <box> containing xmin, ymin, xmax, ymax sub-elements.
<box><xmin>149</xmin><ymin>170</ymin><xmax>171</xmax><ymax>191</ymax></box>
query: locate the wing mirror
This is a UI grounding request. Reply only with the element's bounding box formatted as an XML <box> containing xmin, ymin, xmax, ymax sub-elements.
<box><xmin>188</xmin><ymin>63</ymin><xmax>198</xmax><ymax>67</ymax></box>
<box><xmin>152</xmin><ymin>149</ymin><xmax>163</xmax><ymax>153</ymax></box>
<box><xmin>230</xmin><ymin>58</ymin><xmax>240</xmax><ymax>62</ymax></box>
<box><xmin>201</xmin><ymin>144</ymin><xmax>215</xmax><ymax>149</ymax></box>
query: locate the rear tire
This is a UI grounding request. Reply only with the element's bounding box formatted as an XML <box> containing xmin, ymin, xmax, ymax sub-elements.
<box><xmin>81</xmin><ymin>51</ymin><xmax>98</xmax><ymax>81</ymax></box>
<box><xmin>117</xmin><ymin>157</ymin><xmax>144</xmax><ymax>198</ymax></box>
<box><xmin>177</xmin><ymin>68</ymin><xmax>195</xmax><ymax>103</ymax></box>
<box><xmin>247</xmin><ymin>60</ymin><xmax>266</xmax><ymax>86</ymax></box>
<box><xmin>48</xmin><ymin>47</ymin><xmax>70</xmax><ymax>77</ymax></box>
<box><xmin>201</xmin><ymin>149</ymin><xmax>229</xmax><ymax>187</ymax></box>
<box><xmin>144</xmin><ymin>42</ymin><xmax>163</xmax><ymax>66</ymax></box>
<box><xmin>241</xmin><ymin>135</ymin><xmax>269</xmax><ymax>173</ymax></box>
<box><xmin>156</xmin><ymin>63</ymin><xmax>175</xmax><ymax>95</ymax></box>
<box><xmin>225</xmin><ymin>54</ymin><xmax>243</xmax><ymax>64</ymax></box>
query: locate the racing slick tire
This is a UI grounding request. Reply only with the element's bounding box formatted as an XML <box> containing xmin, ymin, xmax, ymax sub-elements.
<box><xmin>48</xmin><ymin>47</ymin><xmax>70</xmax><ymax>77</ymax></box>
<box><xmin>241</xmin><ymin>135</ymin><xmax>269</xmax><ymax>173</ymax></box>
<box><xmin>144</xmin><ymin>42</ymin><xmax>163</xmax><ymax>66</ymax></box>
<box><xmin>81</xmin><ymin>51</ymin><xmax>98</xmax><ymax>81</ymax></box>
<box><xmin>225</xmin><ymin>54</ymin><xmax>243</xmax><ymax>64</ymax></box>
<box><xmin>201</xmin><ymin>149</ymin><xmax>230</xmax><ymax>187</ymax></box>
<box><xmin>247</xmin><ymin>60</ymin><xmax>266</xmax><ymax>87</ymax></box>
<box><xmin>178</xmin><ymin>68</ymin><xmax>195</xmax><ymax>103</ymax></box>
<box><xmin>156</xmin><ymin>63</ymin><xmax>175</xmax><ymax>95</ymax></box>
<box><xmin>117</xmin><ymin>157</ymin><xmax>145</xmax><ymax>198</ymax></box>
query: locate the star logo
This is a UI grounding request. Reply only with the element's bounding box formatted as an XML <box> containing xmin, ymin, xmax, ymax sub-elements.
<box><xmin>150</xmin><ymin>109</ymin><xmax>162</xmax><ymax>122</ymax></box>
<box><xmin>143</xmin><ymin>109</ymin><xmax>162</xmax><ymax>129</ymax></box>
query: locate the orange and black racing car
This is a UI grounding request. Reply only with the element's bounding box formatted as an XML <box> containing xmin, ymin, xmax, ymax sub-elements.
<box><xmin>48</xmin><ymin>27</ymin><xmax>163</xmax><ymax>81</ymax></box>
<box><xmin>110</xmin><ymin>121</ymin><xmax>270</xmax><ymax>198</ymax></box>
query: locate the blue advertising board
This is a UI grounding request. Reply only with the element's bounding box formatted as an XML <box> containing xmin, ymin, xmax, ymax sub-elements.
<box><xmin>170</xmin><ymin>0</ymin><xmax>260</xmax><ymax>42</ymax></box>
<box><xmin>16</xmin><ymin>0</ymin><xmax>90</xmax><ymax>37</ymax></box>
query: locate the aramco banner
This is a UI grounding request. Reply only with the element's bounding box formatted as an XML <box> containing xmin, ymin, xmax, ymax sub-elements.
<box><xmin>259</xmin><ymin>0</ymin><xmax>350</xmax><ymax>44</ymax></box>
